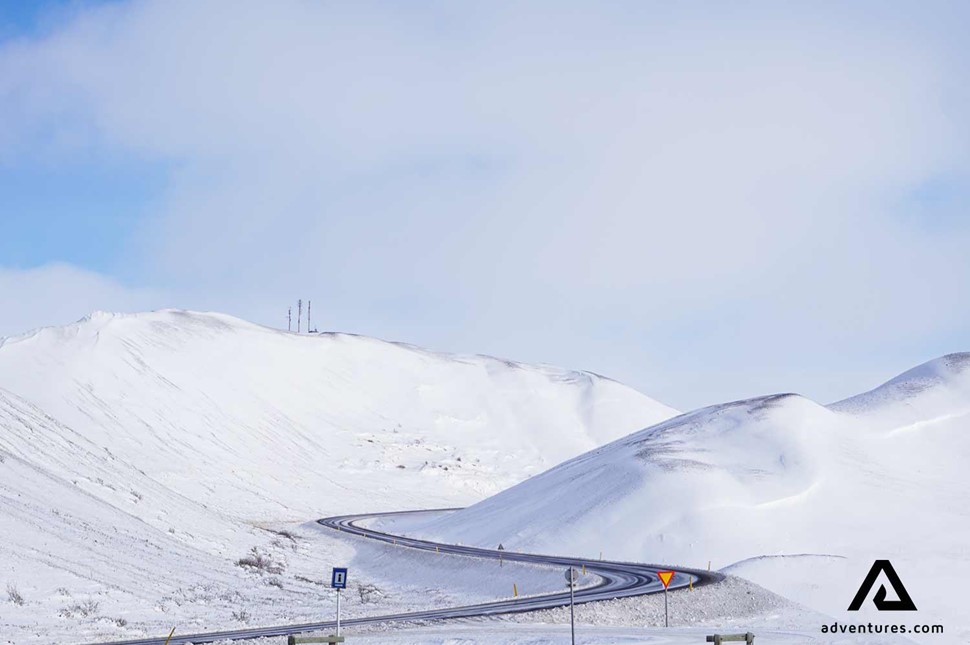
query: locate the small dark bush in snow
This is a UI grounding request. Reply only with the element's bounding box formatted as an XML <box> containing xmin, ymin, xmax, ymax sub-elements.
<box><xmin>236</xmin><ymin>547</ymin><xmax>284</xmax><ymax>574</ymax></box>
<box><xmin>267</xmin><ymin>528</ymin><xmax>298</xmax><ymax>542</ymax></box>
<box><xmin>357</xmin><ymin>583</ymin><xmax>384</xmax><ymax>604</ymax></box>
<box><xmin>59</xmin><ymin>600</ymin><xmax>100</xmax><ymax>618</ymax></box>
<box><xmin>6</xmin><ymin>584</ymin><xmax>24</xmax><ymax>605</ymax></box>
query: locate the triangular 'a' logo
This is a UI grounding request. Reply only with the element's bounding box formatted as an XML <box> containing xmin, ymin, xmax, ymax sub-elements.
<box><xmin>847</xmin><ymin>560</ymin><xmax>917</xmax><ymax>611</ymax></box>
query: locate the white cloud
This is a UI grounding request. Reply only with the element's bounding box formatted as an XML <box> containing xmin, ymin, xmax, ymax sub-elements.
<box><xmin>0</xmin><ymin>264</ymin><xmax>167</xmax><ymax>338</ymax></box>
<box><xmin>0</xmin><ymin>1</ymin><xmax>968</xmax><ymax>408</ymax></box>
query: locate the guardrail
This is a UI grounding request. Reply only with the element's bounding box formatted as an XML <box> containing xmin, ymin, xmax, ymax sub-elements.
<box><xmin>286</xmin><ymin>636</ymin><xmax>344</xmax><ymax>644</ymax></box>
<box><xmin>706</xmin><ymin>633</ymin><xmax>754</xmax><ymax>644</ymax></box>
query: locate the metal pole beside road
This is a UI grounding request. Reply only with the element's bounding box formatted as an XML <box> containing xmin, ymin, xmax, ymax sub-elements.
<box><xmin>565</xmin><ymin>567</ymin><xmax>577</xmax><ymax>645</ymax></box>
<box><xmin>331</xmin><ymin>567</ymin><xmax>348</xmax><ymax>639</ymax></box>
<box><xmin>656</xmin><ymin>570</ymin><xmax>675</xmax><ymax>628</ymax></box>
<box><xmin>570</xmin><ymin>577</ymin><xmax>576</xmax><ymax>644</ymax></box>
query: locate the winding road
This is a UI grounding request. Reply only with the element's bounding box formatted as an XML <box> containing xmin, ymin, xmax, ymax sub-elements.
<box><xmin>86</xmin><ymin>509</ymin><xmax>723</xmax><ymax>645</ymax></box>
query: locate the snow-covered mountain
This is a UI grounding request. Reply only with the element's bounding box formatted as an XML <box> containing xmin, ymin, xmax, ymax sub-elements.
<box><xmin>395</xmin><ymin>354</ymin><xmax>970</xmax><ymax>643</ymax></box>
<box><xmin>0</xmin><ymin>309</ymin><xmax>677</xmax><ymax>643</ymax></box>
<box><xmin>0</xmin><ymin>310</ymin><xmax>676</xmax><ymax>518</ymax></box>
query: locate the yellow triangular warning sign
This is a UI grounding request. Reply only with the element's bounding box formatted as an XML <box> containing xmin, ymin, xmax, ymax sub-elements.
<box><xmin>657</xmin><ymin>570</ymin><xmax>675</xmax><ymax>589</ymax></box>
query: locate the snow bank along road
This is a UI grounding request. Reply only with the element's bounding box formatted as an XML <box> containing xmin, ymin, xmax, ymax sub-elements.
<box><xmin>86</xmin><ymin>509</ymin><xmax>723</xmax><ymax>645</ymax></box>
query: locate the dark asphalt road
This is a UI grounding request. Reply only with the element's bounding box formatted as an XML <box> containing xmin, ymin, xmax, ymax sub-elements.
<box><xmin>83</xmin><ymin>508</ymin><xmax>723</xmax><ymax>645</ymax></box>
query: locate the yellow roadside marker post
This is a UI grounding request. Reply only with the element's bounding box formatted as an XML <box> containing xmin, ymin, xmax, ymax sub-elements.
<box><xmin>163</xmin><ymin>627</ymin><xmax>176</xmax><ymax>645</ymax></box>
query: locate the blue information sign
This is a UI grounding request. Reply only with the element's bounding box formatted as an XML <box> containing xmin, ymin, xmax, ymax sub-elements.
<box><xmin>331</xmin><ymin>567</ymin><xmax>348</xmax><ymax>589</ymax></box>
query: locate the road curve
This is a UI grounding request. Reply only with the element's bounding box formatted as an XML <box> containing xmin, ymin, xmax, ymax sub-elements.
<box><xmin>84</xmin><ymin>508</ymin><xmax>723</xmax><ymax>645</ymax></box>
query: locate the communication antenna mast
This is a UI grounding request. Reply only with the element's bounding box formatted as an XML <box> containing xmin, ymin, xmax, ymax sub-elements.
<box><xmin>307</xmin><ymin>300</ymin><xmax>311</xmax><ymax>333</ymax></box>
<box><xmin>297</xmin><ymin>300</ymin><xmax>303</xmax><ymax>333</ymax></box>
<box><xmin>288</xmin><ymin>307</ymin><xmax>292</xmax><ymax>332</ymax></box>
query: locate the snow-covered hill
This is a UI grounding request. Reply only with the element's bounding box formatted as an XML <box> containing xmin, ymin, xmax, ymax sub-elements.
<box><xmin>0</xmin><ymin>385</ymin><xmax>306</xmax><ymax>638</ymax></box>
<box><xmin>0</xmin><ymin>310</ymin><xmax>676</xmax><ymax>642</ymax></box>
<box><xmin>0</xmin><ymin>310</ymin><xmax>676</xmax><ymax>518</ymax></box>
<box><xmin>5</xmin><ymin>310</ymin><xmax>965</xmax><ymax>643</ymax></box>
<box><xmin>396</xmin><ymin>354</ymin><xmax>970</xmax><ymax>643</ymax></box>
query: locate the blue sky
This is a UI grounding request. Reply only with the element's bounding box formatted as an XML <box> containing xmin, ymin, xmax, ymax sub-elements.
<box><xmin>0</xmin><ymin>1</ymin><xmax>67</xmax><ymax>40</ymax></box>
<box><xmin>1</xmin><ymin>1</ymin><xmax>968</xmax><ymax>410</ymax></box>
<box><xmin>0</xmin><ymin>156</ymin><xmax>166</xmax><ymax>272</ymax></box>
<box><xmin>0</xmin><ymin>1</ymin><xmax>162</xmax><ymax>274</ymax></box>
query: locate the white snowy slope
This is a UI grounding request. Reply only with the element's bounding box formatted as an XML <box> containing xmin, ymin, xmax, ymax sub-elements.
<box><xmin>0</xmin><ymin>309</ymin><xmax>676</xmax><ymax>643</ymax></box>
<box><xmin>0</xmin><ymin>310</ymin><xmax>676</xmax><ymax>517</ymax></box>
<box><xmin>400</xmin><ymin>354</ymin><xmax>970</xmax><ymax>644</ymax></box>
<box><xmin>0</xmin><ymin>386</ymin><xmax>321</xmax><ymax>639</ymax></box>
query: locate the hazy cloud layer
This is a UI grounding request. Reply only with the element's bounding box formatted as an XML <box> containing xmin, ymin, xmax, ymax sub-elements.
<box><xmin>0</xmin><ymin>263</ymin><xmax>167</xmax><ymax>338</ymax></box>
<box><xmin>1</xmin><ymin>1</ymin><xmax>968</xmax><ymax>408</ymax></box>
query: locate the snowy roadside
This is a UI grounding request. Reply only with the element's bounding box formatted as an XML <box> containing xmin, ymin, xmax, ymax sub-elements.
<box><xmin>190</xmin><ymin>576</ymin><xmax>910</xmax><ymax>645</ymax></box>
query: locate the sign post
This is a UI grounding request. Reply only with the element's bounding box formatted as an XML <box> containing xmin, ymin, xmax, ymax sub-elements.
<box><xmin>331</xmin><ymin>567</ymin><xmax>348</xmax><ymax>636</ymax></box>
<box><xmin>565</xmin><ymin>567</ymin><xmax>578</xmax><ymax>645</ymax></box>
<box><xmin>657</xmin><ymin>571</ymin><xmax>675</xmax><ymax>627</ymax></box>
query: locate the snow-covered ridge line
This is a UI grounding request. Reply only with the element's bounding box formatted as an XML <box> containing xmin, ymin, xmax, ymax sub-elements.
<box><xmin>829</xmin><ymin>351</ymin><xmax>970</xmax><ymax>412</ymax></box>
<box><xmin>0</xmin><ymin>309</ymin><xmax>626</xmax><ymax>386</ymax></box>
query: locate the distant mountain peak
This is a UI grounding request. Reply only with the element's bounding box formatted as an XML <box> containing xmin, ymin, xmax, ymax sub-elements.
<box><xmin>829</xmin><ymin>352</ymin><xmax>970</xmax><ymax>416</ymax></box>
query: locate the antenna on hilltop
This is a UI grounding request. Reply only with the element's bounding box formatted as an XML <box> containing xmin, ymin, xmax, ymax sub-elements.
<box><xmin>288</xmin><ymin>307</ymin><xmax>292</xmax><ymax>332</ymax></box>
<box><xmin>297</xmin><ymin>299</ymin><xmax>303</xmax><ymax>333</ymax></box>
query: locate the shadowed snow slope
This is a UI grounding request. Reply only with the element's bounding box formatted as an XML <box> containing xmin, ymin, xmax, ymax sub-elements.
<box><xmin>0</xmin><ymin>310</ymin><xmax>676</xmax><ymax>643</ymax></box>
<box><xmin>399</xmin><ymin>354</ymin><xmax>970</xmax><ymax>644</ymax></box>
